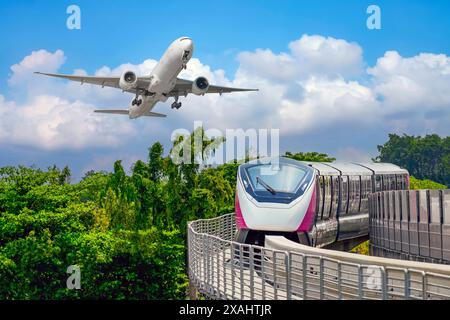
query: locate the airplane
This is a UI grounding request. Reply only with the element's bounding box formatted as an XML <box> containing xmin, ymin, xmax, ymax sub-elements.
<box><xmin>35</xmin><ymin>37</ymin><xmax>258</xmax><ymax>119</ymax></box>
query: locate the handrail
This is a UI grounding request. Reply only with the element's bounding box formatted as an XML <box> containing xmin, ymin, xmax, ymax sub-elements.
<box><xmin>188</xmin><ymin>213</ymin><xmax>450</xmax><ymax>300</ymax></box>
<box><xmin>265</xmin><ymin>236</ymin><xmax>450</xmax><ymax>275</ymax></box>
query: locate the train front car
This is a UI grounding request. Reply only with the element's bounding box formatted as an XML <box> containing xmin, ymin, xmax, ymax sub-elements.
<box><xmin>235</xmin><ymin>157</ymin><xmax>317</xmax><ymax>246</ymax></box>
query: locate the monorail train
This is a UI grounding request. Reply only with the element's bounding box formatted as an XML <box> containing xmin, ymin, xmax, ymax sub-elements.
<box><xmin>235</xmin><ymin>157</ymin><xmax>409</xmax><ymax>247</ymax></box>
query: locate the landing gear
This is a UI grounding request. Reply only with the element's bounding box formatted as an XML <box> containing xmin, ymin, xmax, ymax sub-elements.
<box><xmin>132</xmin><ymin>98</ymin><xmax>142</xmax><ymax>106</ymax></box>
<box><xmin>171</xmin><ymin>96</ymin><xmax>182</xmax><ymax>109</ymax></box>
<box><xmin>171</xmin><ymin>101</ymin><xmax>182</xmax><ymax>109</ymax></box>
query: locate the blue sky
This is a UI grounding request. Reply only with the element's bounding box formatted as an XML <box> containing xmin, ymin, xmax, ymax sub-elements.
<box><xmin>0</xmin><ymin>0</ymin><xmax>449</xmax><ymax>179</ymax></box>
<box><xmin>1</xmin><ymin>0</ymin><xmax>450</xmax><ymax>87</ymax></box>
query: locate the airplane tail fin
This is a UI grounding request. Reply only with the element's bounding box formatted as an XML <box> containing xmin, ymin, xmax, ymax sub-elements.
<box><xmin>94</xmin><ymin>110</ymin><xmax>167</xmax><ymax>118</ymax></box>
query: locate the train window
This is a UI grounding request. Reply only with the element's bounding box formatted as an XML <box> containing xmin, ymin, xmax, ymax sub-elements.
<box><xmin>356</xmin><ymin>176</ymin><xmax>362</xmax><ymax>212</ymax></box>
<box><xmin>317</xmin><ymin>176</ymin><xmax>325</xmax><ymax>220</ymax></box>
<box><xmin>348</xmin><ymin>176</ymin><xmax>361</xmax><ymax>215</ymax></box>
<box><xmin>384</xmin><ymin>176</ymin><xmax>389</xmax><ymax>191</ymax></box>
<box><xmin>340</xmin><ymin>176</ymin><xmax>349</xmax><ymax>215</ymax></box>
<box><xmin>322</xmin><ymin>176</ymin><xmax>332</xmax><ymax>219</ymax></box>
<box><xmin>390</xmin><ymin>175</ymin><xmax>397</xmax><ymax>190</ymax></box>
<box><xmin>360</xmin><ymin>175</ymin><xmax>371</xmax><ymax>213</ymax></box>
<box><xmin>396</xmin><ymin>174</ymin><xmax>403</xmax><ymax>190</ymax></box>
<box><xmin>331</xmin><ymin>176</ymin><xmax>340</xmax><ymax>218</ymax></box>
<box><xmin>375</xmin><ymin>175</ymin><xmax>382</xmax><ymax>192</ymax></box>
<box><xmin>382</xmin><ymin>175</ymin><xmax>390</xmax><ymax>191</ymax></box>
<box><xmin>246</xmin><ymin>164</ymin><xmax>307</xmax><ymax>193</ymax></box>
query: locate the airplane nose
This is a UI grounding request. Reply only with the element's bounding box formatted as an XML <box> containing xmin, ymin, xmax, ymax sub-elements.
<box><xmin>186</xmin><ymin>39</ymin><xmax>193</xmax><ymax>51</ymax></box>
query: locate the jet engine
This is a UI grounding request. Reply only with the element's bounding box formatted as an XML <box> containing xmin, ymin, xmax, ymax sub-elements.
<box><xmin>119</xmin><ymin>71</ymin><xmax>138</xmax><ymax>91</ymax></box>
<box><xmin>191</xmin><ymin>77</ymin><xmax>209</xmax><ymax>95</ymax></box>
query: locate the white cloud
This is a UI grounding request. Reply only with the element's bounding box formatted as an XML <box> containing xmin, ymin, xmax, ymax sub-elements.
<box><xmin>368</xmin><ymin>51</ymin><xmax>450</xmax><ymax>111</ymax></box>
<box><xmin>0</xmin><ymin>94</ymin><xmax>135</xmax><ymax>150</ymax></box>
<box><xmin>335</xmin><ymin>147</ymin><xmax>373</xmax><ymax>163</ymax></box>
<box><xmin>8</xmin><ymin>49</ymin><xmax>66</xmax><ymax>88</ymax></box>
<box><xmin>1</xmin><ymin>34</ymin><xmax>449</xmax><ymax>156</ymax></box>
<box><xmin>236</xmin><ymin>34</ymin><xmax>364</xmax><ymax>81</ymax></box>
<box><xmin>288</xmin><ymin>34</ymin><xmax>364</xmax><ymax>77</ymax></box>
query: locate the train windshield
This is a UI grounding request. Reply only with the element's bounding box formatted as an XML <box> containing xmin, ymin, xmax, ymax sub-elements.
<box><xmin>246</xmin><ymin>164</ymin><xmax>308</xmax><ymax>193</ymax></box>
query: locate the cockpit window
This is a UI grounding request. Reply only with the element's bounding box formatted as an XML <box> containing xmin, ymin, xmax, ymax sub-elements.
<box><xmin>246</xmin><ymin>164</ymin><xmax>308</xmax><ymax>193</ymax></box>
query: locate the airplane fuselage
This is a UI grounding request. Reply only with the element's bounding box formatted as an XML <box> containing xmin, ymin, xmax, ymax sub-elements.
<box><xmin>129</xmin><ymin>37</ymin><xmax>194</xmax><ymax>119</ymax></box>
<box><xmin>35</xmin><ymin>36</ymin><xmax>257</xmax><ymax>119</ymax></box>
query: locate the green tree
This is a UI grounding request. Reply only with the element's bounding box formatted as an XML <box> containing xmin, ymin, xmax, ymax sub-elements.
<box><xmin>284</xmin><ymin>151</ymin><xmax>336</xmax><ymax>162</ymax></box>
<box><xmin>376</xmin><ymin>134</ymin><xmax>449</xmax><ymax>187</ymax></box>
<box><xmin>148</xmin><ymin>142</ymin><xmax>164</xmax><ymax>182</ymax></box>
<box><xmin>409</xmin><ymin>176</ymin><xmax>447</xmax><ymax>190</ymax></box>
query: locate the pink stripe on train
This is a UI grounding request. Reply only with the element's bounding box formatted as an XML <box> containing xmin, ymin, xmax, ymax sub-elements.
<box><xmin>235</xmin><ymin>191</ymin><xmax>248</xmax><ymax>229</ymax></box>
<box><xmin>297</xmin><ymin>182</ymin><xmax>316</xmax><ymax>232</ymax></box>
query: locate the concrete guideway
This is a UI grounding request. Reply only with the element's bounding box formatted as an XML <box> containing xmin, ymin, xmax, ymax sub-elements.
<box><xmin>265</xmin><ymin>235</ymin><xmax>450</xmax><ymax>299</ymax></box>
<box><xmin>369</xmin><ymin>190</ymin><xmax>450</xmax><ymax>264</ymax></box>
<box><xmin>188</xmin><ymin>212</ymin><xmax>450</xmax><ymax>300</ymax></box>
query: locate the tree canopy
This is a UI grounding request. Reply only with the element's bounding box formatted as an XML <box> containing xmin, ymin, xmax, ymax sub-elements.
<box><xmin>376</xmin><ymin>134</ymin><xmax>449</xmax><ymax>187</ymax></box>
<box><xmin>284</xmin><ymin>151</ymin><xmax>336</xmax><ymax>162</ymax></box>
<box><xmin>0</xmin><ymin>128</ymin><xmax>237</xmax><ymax>299</ymax></box>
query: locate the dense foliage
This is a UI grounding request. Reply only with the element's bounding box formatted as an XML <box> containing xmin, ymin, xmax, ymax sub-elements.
<box><xmin>284</xmin><ymin>151</ymin><xmax>336</xmax><ymax>162</ymax></box>
<box><xmin>409</xmin><ymin>176</ymin><xmax>447</xmax><ymax>190</ymax></box>
<box><xmin>376</xmin><ymin>134</ymin><xmax>449</xmax><ymax>187</ymax></box>
<box><xmin>0</xmin><ymin>129</ymin><xmax>237</xmax><ymax>299</ymax></box>
<box><xmin>0</xmin><ymin>130</ymin><xmax>447</xmax><ymax>298</ymax></box>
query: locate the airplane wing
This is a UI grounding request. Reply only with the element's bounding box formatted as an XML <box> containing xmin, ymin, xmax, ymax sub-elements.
<box><xmin>34</xmin><ymin>72</ymin><xmax>151</xmax><ymax>94</ymax></box>
<box><xmin>167</xmin><ymin>78</ymin><xmax>258</xmax><ymax>97</ymax></box>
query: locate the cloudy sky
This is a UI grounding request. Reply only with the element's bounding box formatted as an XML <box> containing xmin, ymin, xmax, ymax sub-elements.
<box><xmin>0</xmin><ymin>0</ymin><xmax>449</xmax><ymax>179</ymax></box>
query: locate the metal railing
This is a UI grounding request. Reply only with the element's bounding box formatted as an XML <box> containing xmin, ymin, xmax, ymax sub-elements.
<box><xmin>369</xmin><ymin>190</ymin><xmax>450</xmax><ymax>264</ymax></box>
<box><xmin>188</xmin><ymin>213</ymin><xmax>450</xmax><ymax>300</ymax></box>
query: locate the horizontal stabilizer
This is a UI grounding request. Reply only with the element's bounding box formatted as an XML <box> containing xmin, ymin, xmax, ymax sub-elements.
<box><xmin>94</xmin><ymin>110</ymin><xmax>167</xmax><ymax>117</ymax></box>
<box><xmin>94</xmin><ymin>109</ymin><xmax>129</xmax><ymax>115</ymax></box>
<box><xmin>144</xmin><ymin>111</ymin><xmax>167</xmax><ymax>118</ymax></box>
